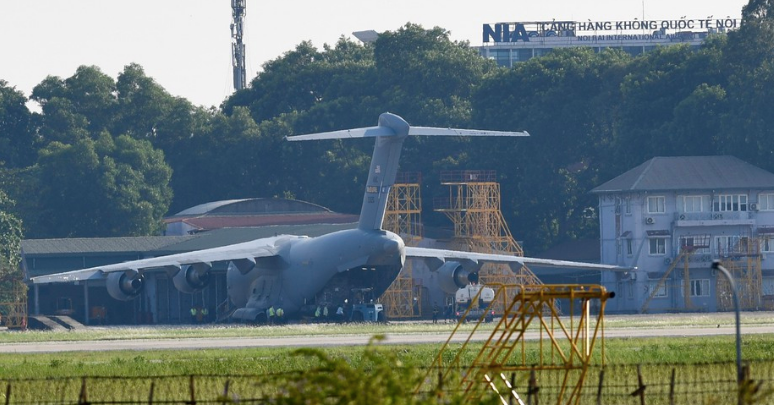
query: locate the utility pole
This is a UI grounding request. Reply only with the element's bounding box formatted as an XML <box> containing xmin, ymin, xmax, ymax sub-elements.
<box><xmin>230</xmin><ymin>0</ymin><xmax>247</xmax><ymax>91</ymax></box>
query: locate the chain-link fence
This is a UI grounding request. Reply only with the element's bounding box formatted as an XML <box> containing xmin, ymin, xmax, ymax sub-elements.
<box><xmin>2</xmin><ymin>360</ymin><xmax>774</xmax><ymax>404</ymax></box>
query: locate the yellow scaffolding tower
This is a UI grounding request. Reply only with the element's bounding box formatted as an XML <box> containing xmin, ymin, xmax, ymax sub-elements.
<box><xmin>381</xmin><ymin>172</ymin><xmax>423</xmax><ymax>318</ymax></box>
<box><xmin>640</xmin><ymin>235</ymin><xmax>710</xmax><ymax>313</ymax></box>
<box><xmin>717</xmin><ymin>234</ymin><xmax>763</xmax><ymax>311</ymax></box>
<box><xmin>0</xmin><ymin>275</ymin><xmax>27</xmax><ymax>330</ymax></box>
<box><xmin>417</xmin><ymin>284</ymin><xmax>614</xmax><ymax>404</ymax></box>
<box><xmin>433</xmin><ymin>171</ymin><xmax>542</xmax><ymax>312</ymax></box>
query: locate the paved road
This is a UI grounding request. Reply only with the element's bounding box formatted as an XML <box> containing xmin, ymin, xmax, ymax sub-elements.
<box><xmin>1</xmin><ymin>325</ymin><xmax>771</xmax><ymax>353</ymax></box>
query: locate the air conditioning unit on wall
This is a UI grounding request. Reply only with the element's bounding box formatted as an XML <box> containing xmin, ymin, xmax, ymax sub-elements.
<box><xmin>751</xmin><ymin>203</ymin><xmax>759</xmax><ymax>211</ymax></box>
<box><xmin>645</xmin><ymin>217</ymin><xmax>655</xmax><ymax>225</ymax></box>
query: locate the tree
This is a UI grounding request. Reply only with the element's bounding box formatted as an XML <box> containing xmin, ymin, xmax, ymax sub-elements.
<box><xmin>0</xmin><ymin>81</ymin><xmax>35</xmax><ymax>168</ymax></box>
<box><xmin>35</xmin><ymin>134</ymin><xmax>172</xmax><ymax>237</ymax></box>
<box><xmin>0</xmin><ymin>190</ymin><xmax>23</xmax><ymax>268</ymax></box>
<box><xmin>472</xmin><ymin>48</ymin><xmax>629</xmax><ymax>252</ymax></box>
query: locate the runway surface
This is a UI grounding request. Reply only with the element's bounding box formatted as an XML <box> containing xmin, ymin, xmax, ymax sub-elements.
<box><xmin>1</xmin><ymin>324</ymin><xmax>771</xmax><ymax>353</ymax></box>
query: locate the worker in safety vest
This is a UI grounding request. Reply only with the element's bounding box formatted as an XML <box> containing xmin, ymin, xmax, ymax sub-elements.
<box><xmin>268</xmin><ymin>306</ymin><xmax>276</xmax><ymax>325</ymax></box>
<box><xmin>201</xmin><ymin>307</ymin><xmax>209</xmax><ymax>323</ymax></box>
<box><xmin>315</xmin><ymin>306</ymin><xmax>321</xmax><ymax>323</ymax></box>
<box><xmin>275</xmin><ymin>307</ymin><xmax>284</xmax><ymax>324</ymax></box>
<box><xmin>190</xmin><ymin>307</ymin><xmax>197</xmax><ymax>324</ymax></box>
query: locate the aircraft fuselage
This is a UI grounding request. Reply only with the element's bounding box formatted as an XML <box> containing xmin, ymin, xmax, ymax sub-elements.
<box><xmin>227</xmin><ymin>228</ymin><xmax>404</xmax><ymax>320</ymax></box>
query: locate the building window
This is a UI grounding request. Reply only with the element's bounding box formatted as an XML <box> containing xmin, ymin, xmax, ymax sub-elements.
<box><xmin>647</xmin><ymin>196</ymin><xmax>665</xmax><ymax>214</ymax></box>
<box><xmin>648</xmin><ymin>281</ymin><xmax>668</xmax><ymax>298</ymax></box>
<box><xmin>625</xmin><ymin>197</ymin><xmax>632</xmax><ymax>214</ymax></box>
<box><xmin>682</xmin><ymin>279</ymin><xmax>711</xmax><ymax>297</ymax></box>
<box><xmin>626</xmin><ymin>239</ymin><xmax>633</xmax><ymax>256</ymax></box>
<box><xmin>680</xmin><ymin>195</ymin><xmax>709</xmax><ymax>212</ymax></box>
<box><xmin>716</xmin><ymin>235</ymin><xmax>742</xmax><ymax>255</ymax></box>
<box><xmin>760</xmin><ymin>193</ymin><xmax>774</xmax><ymax>211</ymax></box>
<box><xmin>679</xmin><ymin>235</ymin><xmax>711</xmax><ymax>254</ymax></box>
<box><xmin>761</xmin><ymin>236</ymin><xmax>774</xmax><ymax>253</ymax></box>
<box><xmin>713</xmin><ymin>194</ymin><xmax>748</xmax><ymax>212</ymax></box>
<box><xmin>649</xmin><ymin>238</ymin><xmax>666</xmax><ymax>255</ymax></box>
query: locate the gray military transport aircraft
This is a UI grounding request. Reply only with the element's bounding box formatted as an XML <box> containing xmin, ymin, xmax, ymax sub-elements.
<box><xmin>31</xmin><ymin>113</ymin><xmax>624</xmax><ymax>322</ymax></box>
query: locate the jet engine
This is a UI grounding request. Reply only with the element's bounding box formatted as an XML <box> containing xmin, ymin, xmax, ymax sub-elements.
<box><xmin>436</xmin><ymin>261</ymin><xmax>479</xmax><ymax>294</ymax></box>
<box><xmin>172</xmin><ymin>263</ymin><xmax>212</xmax><ymax>294</ymax></box>
<box><xmin>106</xmin><ymin>271</ymin><xmax>145</xmax><ymax>301</ymax></box>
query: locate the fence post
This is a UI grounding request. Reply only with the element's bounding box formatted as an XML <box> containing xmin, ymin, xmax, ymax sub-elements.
<box><xmin>527</xmin><ymin>368</ymin><xmax>539</xmax><ymax>405</ymax></box>
<box><xmin>669</xmin><ymin>368</ymin><xmax>675</xmax><ymax>405</ymax></box>
<box><xmin>509</xmin><ymin>373</ymin><xmax>514</xmax><ymax>405</ymax></box>
<box><xmin>629</xmin><ymin>365</ymin><xmax>646</xmax><ymax>405</ymax></box>
<box><xmin>5</xmin><ymin>383</ymin><xmax>10</xmax><ymax>405</ymax></box>
<box><xmin>437</xmin><ymin>371</ymin><xmax>443</xmax><ymax>401</ymax></box>
<box><xmin>221</xmin><ymin>379</ymin><xmax>231</xmax><ymax>403</ymax></box>
<box><xmin>596</xmin><ymin>369</ymin><xmax>605</xmax><ymax>405</ymax></box>
<box><xmin>78</xmin><ymin>377</ymin><xmax>88</xmax><ymax>405</ymax></box>
<box><xmin>188</xmin><ymin>375</ymin><xmax>196</xmax><ymax>405</ymax></box>
<box><xmin>148</xmin><ymin>381</ymin><xmax>155</xmax><ymax>405</ymax></box>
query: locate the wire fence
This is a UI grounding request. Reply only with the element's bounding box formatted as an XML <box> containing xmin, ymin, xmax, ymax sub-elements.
<box><xmin>2</xmin><ymin>360</ymin><xmax>774</xmax><ymax>404</ymax></box>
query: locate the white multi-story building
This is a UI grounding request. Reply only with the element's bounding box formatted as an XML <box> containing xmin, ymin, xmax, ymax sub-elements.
<box><xmin>591</xmin><ymin>156</ymin><xmax>774</xmax><ymax>314</ymax></box>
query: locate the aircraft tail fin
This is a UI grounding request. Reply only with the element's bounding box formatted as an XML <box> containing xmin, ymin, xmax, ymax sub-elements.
<box><xmin>287</xmin><ymin>113</ymin><xmax>529</xmax><ymax>231</ymax></box>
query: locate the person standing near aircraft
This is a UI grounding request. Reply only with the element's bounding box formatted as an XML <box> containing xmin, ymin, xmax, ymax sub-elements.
<box><xmin>275</xmin><ymin>307</ymin><xmax>284</xmax><ymax>324</ymax></box>
<box><xmin>336</xmin><ymin>305</ymin><xmax>344</xmax><ymax>323</ymax></box>
<box><xmin>268</xmin><ymin>306</ymin><xmax>275</xmax><ymax>325</ymax></box>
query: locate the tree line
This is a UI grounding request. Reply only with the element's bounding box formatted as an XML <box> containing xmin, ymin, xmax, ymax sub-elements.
<box><xmin>1</xmin><ymin>1</ymin><xmax>773</xmax><ymax>273</ymax></box>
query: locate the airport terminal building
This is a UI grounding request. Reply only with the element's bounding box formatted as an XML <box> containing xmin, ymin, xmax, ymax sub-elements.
<box><xmin>477</xmin><ymin>17</ymin><xmax>738</xmax><ymax>67</ymax></box>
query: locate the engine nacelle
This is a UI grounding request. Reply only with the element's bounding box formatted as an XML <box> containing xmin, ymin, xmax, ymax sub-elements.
<box><xmin>106</xmin><ymin>271</ymin><xmax>145</xmax><ymax>301</ymax></box>
<box><xmin>172</xmin><ymin>263</ymin><xmax>212</xmax><ymax>294</ymax></box>
<box><xmin>436</xmin><ymin>261</ymin><xmax>478</xmax><ymax>294</ymax></box>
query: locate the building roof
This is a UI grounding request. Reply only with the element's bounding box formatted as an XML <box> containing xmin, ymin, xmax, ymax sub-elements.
<box><xmin>170</xmin><ymin>198</ymin><xmax>330</xmax><ymax>217</ymax></box>
<box><xmin>591</xmin><ymin>156</ymin><xmax>774</xmax><ymax>194</ymax></box>
<box><xmin>165</xmin><ymin>197</ymin><xmax>358</xmax><ymax>233</ymax></box>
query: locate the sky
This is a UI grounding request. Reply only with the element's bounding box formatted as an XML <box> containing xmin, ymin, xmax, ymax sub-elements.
<box><xmin>0</xmin><ymin>0</ymin><xmax>749</xmax><ymax>109</ymax></box>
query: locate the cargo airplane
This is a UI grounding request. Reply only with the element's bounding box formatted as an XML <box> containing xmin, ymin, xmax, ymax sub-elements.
<box><xmin>31</xmin><ymin>113</ymin><xmax>624</xmax><ymax>322</ymax></box>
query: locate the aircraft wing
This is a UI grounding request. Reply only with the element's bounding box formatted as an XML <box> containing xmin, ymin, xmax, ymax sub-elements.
<box><xmin>405</xmin><ymin>246</ymin><xmax>630</xmax><ymax>272</ymax></box>
<box><xmin>30</xmin><ymin>237</ymin><xmax>287</xmax><ymax>284</ymax></box>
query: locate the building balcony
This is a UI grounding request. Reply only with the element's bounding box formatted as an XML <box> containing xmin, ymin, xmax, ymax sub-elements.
<box><xmin>673</xmin><ymin>211</ymin><xmax>755</xmax><ymax>227</ymax></box>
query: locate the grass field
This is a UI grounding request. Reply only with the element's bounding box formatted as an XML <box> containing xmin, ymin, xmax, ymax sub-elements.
<box><xmin>1</xmin><ymin>313</ymin><xmax>774</xmax><ymax>404</ymax></box>
<box><xmin>1</xmin><ymin>312</ymin><xmax>773</xmax><ymax>378</ymax></box>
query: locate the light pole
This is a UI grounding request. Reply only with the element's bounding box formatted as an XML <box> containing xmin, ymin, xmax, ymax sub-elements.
<box><xmin>711</xmin><ymin>261</ymin><xmax>743</xmax><ymax>395</ymax></box>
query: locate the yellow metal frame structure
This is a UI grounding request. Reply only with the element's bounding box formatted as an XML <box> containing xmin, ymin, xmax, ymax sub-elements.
<box><xmin>640</xmin><ymin>245</ymin><xmax>702</xmax><ymax>313</ymax></box>
<box><xmin>381</xmin><ymin>172</ymin><xmax>423</xmax><ymax>318</ymax></box>
<box><xmin>0</xmin><ymin>277</ymin><xmax>27</xmax><ymax>330</ymax></box>
<box><xmin>434</xmin><ymin>171</ymin><xmax>541</xmax><ymax>314</ymax></box>
<box><xmin>418</xmin><ymin>284</ymin><xmax>613</xmax><ymax>404</ymax></box>
<box><xmin>717</xmin><ymin>235</ymin><xmax>763</xmax><ymax>311</ymax></box>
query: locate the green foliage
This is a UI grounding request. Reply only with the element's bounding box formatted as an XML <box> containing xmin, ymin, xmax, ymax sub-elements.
<box><xmin>35</xmin><ymin>134</ymin><xmax>172</xmax><ymax>237</ymax></box>
<box><xmin>0</xmin><ymin>189</ymin><xmax>22</xmax><ymax>269</ymax></box>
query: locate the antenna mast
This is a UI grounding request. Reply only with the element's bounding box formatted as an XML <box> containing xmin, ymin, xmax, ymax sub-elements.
<box><xmin>231</xmin><ymin>0</ymin><xmax>247</xmax><ymax>91</ymax></box>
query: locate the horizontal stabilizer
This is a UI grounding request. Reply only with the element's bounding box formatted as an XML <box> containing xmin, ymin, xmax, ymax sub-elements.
<box><xmin>287</xmin><ymin>126</ymin><xmax>394</xmax><ymax>141</ymax></box>
<box><xmin>408</xmin><ymin>127</ymin><xmax>529</xmax><ymax>137</ymax></box>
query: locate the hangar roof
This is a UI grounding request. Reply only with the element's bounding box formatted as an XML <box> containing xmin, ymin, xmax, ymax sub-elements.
<box><xmin>591</xmin><ymin>156</ymin><xmax>774</xmax><ymax>194</ymax></box>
